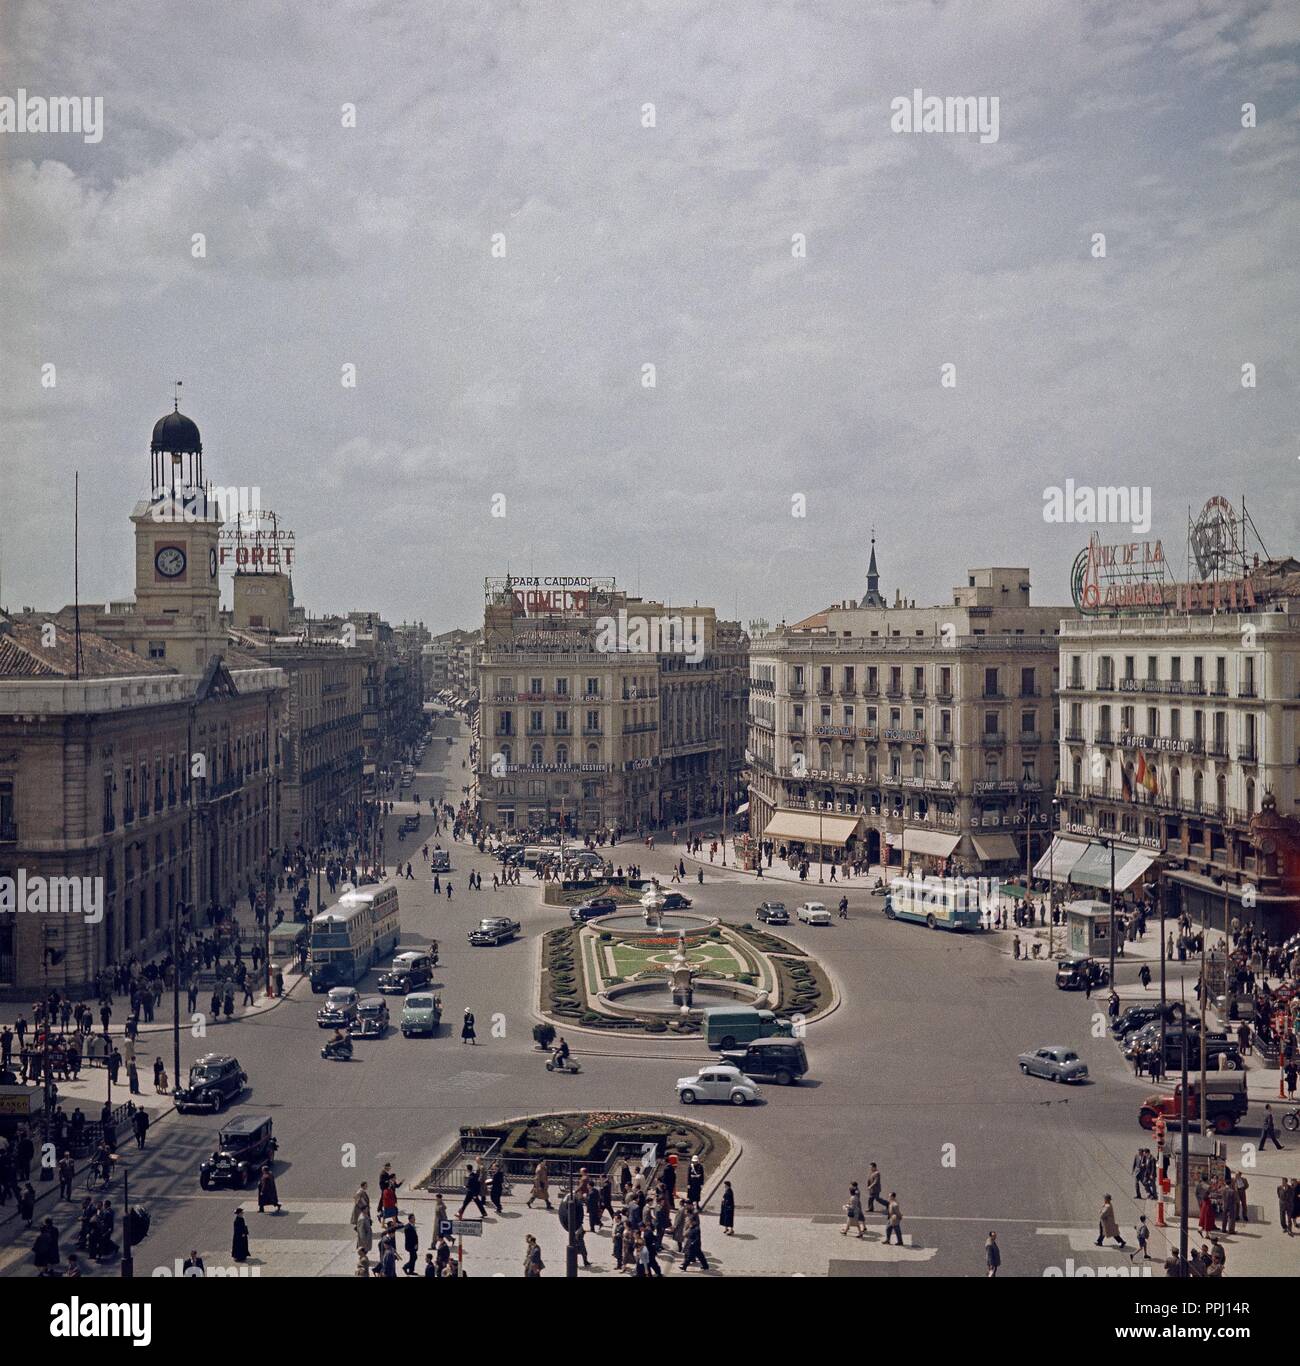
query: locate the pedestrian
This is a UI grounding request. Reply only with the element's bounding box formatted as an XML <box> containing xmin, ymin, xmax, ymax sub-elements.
<box><xmin>57</xmin><ymin>1152</ymin><xmax>75</xmax><ymax>1201</ymax></box>
<box><xmin>985</xmin><ymin>1230</ymin><xmax>1001</xmax><ymax>1277</ymax></box>
<box><xmin>1131</xmin><ymin>1215</ymin><xmax>1151</xmax><ymax>1261</ymax></box>
<box><xmin>841</xmin><ymin>1181</ymin><xmax>866</xmax><ymax>1238</ymax></box>
<box><xmin>865</xmin><ymin>1162</ymin><xmax>885</xmax><ymax>1213</ymax></box>
<box><xmin>355</xmin><ymin>1207</ymin><xmax>373</xmax><ymax>1258</ymax></box>
<box><xmin>33</xmin><ymin>1216</ymin><xmax>59</xmax><ymax>1270</ymax></box>
<box><xmin>402</xmin><ymin>1213</ymin><xmax>420</xmax><ymax>1275</ymax></box>
<box><xmin>681</xmin><ymin>1213</ymin><xmax>709</xmax><ymax>1271</ymax></box>
<box><xmin>461</xmin><ymin>1008</ymin><xmax>476</xmax><ymax>1045</ymax></box>
<box><xmin>132</xmin><ymin>1108</ymin><xmax>149</xmax><ymax>1150</ymax></box>
<box><xmin>523</xmin><ymin>1232</ymin><xmax>544</xmax><ymax>1277</ymax></box>
<box><xmin>527</xmin><ymin>1159</ymin><xmax>552</xmax><ymax>1210</ymax></box>
<box><xmin>458</xmin><ymin>1162</ymin><xmax>487</xmax><ymax>1218</ymax></box>
<box><xmin>1278</xmin><ymin>1178</ymin><xmax>1294</xmax><ymax>1236</ymax></box>
<box><xmin>231</xmin><ymin>1207</ymin><xmax>250</xmax><ymax>1262</ymax></box>
<box><xmin>351</xmin><ymin>1181</ymin><xmax>370</xmax><ymax>1227</ymax></box>
<box><xmin>1096</xmin><ymin>1194</ymin><xmax>1127</xmax><ymax>1249</ymax></box>
<box><xmin>489</xmin><ymin>1162</ymin><xmax>505</xmax><ymax>1215</ymax></box>
<box><xmin>257</xmin><ymin>1164</ymin><xmax>280</xmax><ymax>1213</ymax></box>
<box><xmin>1260</xmin><ymin>1104</ymin><xmax>1285</xmax><ymax>1151</ymax></box>
<box><xmin>719</xmin><ymin>1180</ymin><xmax>735</xmax><ymax>1235</ymax></box>
<box><xmin>1139</xmin><ymin>964</ymin><xmax>1152</xmax><ymax>991</ymax></box>
<box><xmin>884</xmin><ymin>1193</ymin><xmax>903</xmax><ymax>1246</ymax></box>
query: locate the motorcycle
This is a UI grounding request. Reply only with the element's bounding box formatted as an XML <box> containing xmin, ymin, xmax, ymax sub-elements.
<box><xmin>545</xmin><ymin>1052</ymin><xmax>581</xmax><ymax>1074</ymax></box>
<box><xmin>1283</xmin><ymin>1107</ymin><xmax>1300</xmax><ymax>1133</ymax></box>
<box><xmin>321</xmin><ymin>1038</ymin><xmax>353</xmax><ymax>1062</ymax></box>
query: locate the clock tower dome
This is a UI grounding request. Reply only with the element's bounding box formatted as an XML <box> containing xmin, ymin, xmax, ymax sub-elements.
<box><xmin>128</xmin><ymin>389</ymin><xmax>227</xmax><ymax>670</ymax></box>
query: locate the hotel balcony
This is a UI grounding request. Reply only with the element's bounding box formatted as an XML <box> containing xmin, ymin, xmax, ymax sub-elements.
<box><xmin>980</xmin><ymin>732</ymin><xmax>1006</xmax><ymax>746</ymax></box>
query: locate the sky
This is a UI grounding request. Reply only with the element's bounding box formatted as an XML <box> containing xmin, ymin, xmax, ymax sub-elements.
<box><xmin>1</xmin><ymin>0</ymin><xmax>1297</xmax><ymax>635</ymax></box>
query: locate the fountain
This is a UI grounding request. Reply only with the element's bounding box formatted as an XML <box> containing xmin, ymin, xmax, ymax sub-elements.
<box><xmin>640</xmin><ymin>881</ymin><xmax>666</xmax><ymax>930</ymax></box>
<box><xmin>666</xmin><ymin>929</ymin><xmax>697</xmax><ymax>1008</ymax></box>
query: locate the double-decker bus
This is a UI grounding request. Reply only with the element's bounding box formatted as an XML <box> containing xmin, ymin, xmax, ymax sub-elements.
<box><xmin>338</xmin><ymin>883</ymin><xmax>401</xmax><ymax>963</ymax></box>
<box><xmin>308</xmin><ymin>902</ymin><xmax>374</xmax><ymax>991</ymax></box>
<box><xmin>883</xmin><ymin>876</ymin><xmax>983</xmax><ymax>933</ymax></box>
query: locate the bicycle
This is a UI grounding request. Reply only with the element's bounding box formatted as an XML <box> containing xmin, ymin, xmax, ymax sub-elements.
<box><xmin>84</xmin><ymin>1154</ymin><xmax>119</xmax><ymax>1194</ymax></box>
<box><xmin>1283</xmin><ymin>1107</ymin><xmax>1300</xmax><ymax>1134</ymax></box>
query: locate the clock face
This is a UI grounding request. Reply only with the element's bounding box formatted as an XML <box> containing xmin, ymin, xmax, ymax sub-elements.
<box><xmin>209</xmin><ymin>547</ymin><xmax>218</xmax><ymax>579</ymax></box>
<box><xmin>155</xmin><ymin>545</ymin><xmax>186</xmax><ymax>579</ymax></box>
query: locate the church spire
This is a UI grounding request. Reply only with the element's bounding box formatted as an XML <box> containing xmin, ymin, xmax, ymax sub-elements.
<box><xmin>860</xmin><ymin>531</ymin><xmax>885</xmax><ymax>608</ymax></box>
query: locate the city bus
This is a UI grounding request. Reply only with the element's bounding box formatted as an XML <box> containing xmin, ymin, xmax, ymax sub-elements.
<box><xmin>884</xmin><ymin>876</ymin><xmax>983</xmax><ymax>933</ymax></box>
<box><xmin>338</xmin><ymin>882</ymin><xmax>401</xmax><ymax>963</ymax></box>
<box><xmin>308</xmin><ymin>902</ymin><xmax>374</xmax><ymax>991</ymax></box>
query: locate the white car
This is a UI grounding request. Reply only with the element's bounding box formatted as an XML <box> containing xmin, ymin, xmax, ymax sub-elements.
<box><xmin>796</xmin><ymin>901</ymin><xmax>832</xmax><ymax>925</ymax></box>
<box><xmin>676</xmin><ymin>1064</ymin><xmax>760</xmax><ymax>1107</ymax></box>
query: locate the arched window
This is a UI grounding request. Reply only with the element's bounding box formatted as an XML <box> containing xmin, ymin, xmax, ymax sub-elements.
<box><xmin>819</xmin><ymin>745</ymin><xmax>831</xmax><ymax>771</ymax></box>
<box><xmin>499</xmin><ymin>744</ymin><xmax>512</xmax><ymax>767</ymax></box>
<box><xmin>530</xmin><ymin>744</ymin><xmax>543</xmax><ymax>767</ymax></box>
<box><xmin>1216</xmin><ymin>774</ymin><xmax>1227</xmax><ymax>811</ymax></box>
<box><xmin>1246</xmin><ymin>779</ymin><xmax>1255</xmax><ymax>814</ymax></box>
<box><xmin>586</xmin><ymin>742</ymin><xmax>600</xmax><ymax>764</ymax></box>
<box><xmin>941</xmin><ymin>756</ymin><xmax>952</xmax><ymax>783</ymax></box>
<box><xmin>1170</xmin><ymin>768</ymin><xmax>1180</xmax><ymax>805</ymax></box>
<box><xmin>556</xmin><ymin>744</ymin><xmax>568</xmax><ymax>767</ymax></box>
<box><xmin>912</xmin><ymin>751</ymin><xmax>924</xmax><ymax>779</ymax></box>
<box><xmin>1193</xmin><ymin>770</ymin><xmax>1204</xmax><ymax>809</ymax></box>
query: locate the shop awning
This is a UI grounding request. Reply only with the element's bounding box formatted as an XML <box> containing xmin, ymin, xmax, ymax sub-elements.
<box><xmin>1033</xmin><ymin>835</ymin><xmax>1090</xmax><ymax>883</ymax></box>
<box><xmin>891</xmin><ymin>829</ymin><xmax>961</xmax><ymax>859</ymax></box>
<box><xmin>1064</xmin><ymin>842</ymin><xmax>1158</xmax><ymax>892</ymax></box>
<box><xmin>761</xmin><ymin>809</ymin><xmax>860</xmax><ymax>846</ymax></box>
<box><xmin>971</xmin><ymin>834</ymin><xmax>1021</xmax><ymax>863</ymax></box>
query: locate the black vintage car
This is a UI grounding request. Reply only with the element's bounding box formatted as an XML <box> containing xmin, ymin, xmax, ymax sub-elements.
<box><xmin>174</xmin><ymin>1055</ymin><xmax>248</xmax><ymax>1114</ymax></box>
<box><xmin>1054</xmin><ymin>957</ymin><xmax>1110</xmax><ymax>991</ymax></box>
<box><xmin>199</xmin><ymin>1115</ymin><xmax>277</xmax><ymax>1190</ymax></box>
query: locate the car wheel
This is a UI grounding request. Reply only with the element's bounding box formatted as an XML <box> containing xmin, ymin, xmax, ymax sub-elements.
<box><xmin>1214</xmin><ymin>1115</ymin><xmax>1233</xmax><ymax>1135</ymax></box>
<box><xmin>885</xmin><ymin>906</ymin><xmax>896</xmax><ymax>919</ymax></box>
<box><xmin>775</xmin><ymin>1069</ymin><xmax>793</xmax><ymax>1087</ymax></box>
<box><xmin>213</xmin><ymin>1092</ymin><xmax>224</xmax><ymax>1113</ymax></box>
<box><xmin>1050</xmin><ymin>1072</ymin><xmax>1060</xmax><ymax>1082</ymax></box>
<box><xmin>1019</xmin><ymin>1063</ymin><xmax>1029</xmax><ymax>1074</ymax></box>
<box><xmin>730</xmin><ymin>1091</ymin><xmax>748</xmax><ymax>1106</ymax></box>
<box><xmin>719</xmin><ymin>1036</ymin><xmax>736</xmax><ymax>1052</ymax></box>
<box><xmin>1221</xmin><ymin>1055</ymin><xmax>1240</xmax><ymax>1071</ymax></box>
<box><xmin>200</xmin><ymin>1174</ymin><xmax>210</xmax><ymax>1190</ymax></box>
<box><xmin>926</xmin><ymin>914</ymin><xmax>937</xmax><ymax>930</ymax></box>
<box><xmin>680</xmin><ymin>1089</ymin><xmax>696</xmax><ymax>1104</ymax></box>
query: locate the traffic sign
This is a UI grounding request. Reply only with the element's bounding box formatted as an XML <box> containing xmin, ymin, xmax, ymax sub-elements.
<box><xmin>451</xmin><ymin>1219</ymin><xmax>483</xmax><ymax>1238</ymax></box>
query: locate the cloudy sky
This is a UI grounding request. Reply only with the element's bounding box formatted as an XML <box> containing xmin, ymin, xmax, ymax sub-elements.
<box><xmin>2</xmin><ymin>0</ymin><xmax>1297</xmax><ymax>634</ymax></box>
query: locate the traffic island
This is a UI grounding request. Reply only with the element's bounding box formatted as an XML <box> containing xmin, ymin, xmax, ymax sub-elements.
<box><xmin>539</xmin><ymin>917</ymin><xmax>829</xmax><ymax>1036</ymax></box>
<box><xmin>419</xmin><ymin>1110</ymin><xmax>726</xmax><ymax>1192</ymax></box>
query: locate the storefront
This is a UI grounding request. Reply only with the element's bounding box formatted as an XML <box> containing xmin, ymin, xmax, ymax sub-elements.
<box><xmin>760</xmin><ymin>808</ymin><xmax>861</xmax><ymax>861</ymax></box>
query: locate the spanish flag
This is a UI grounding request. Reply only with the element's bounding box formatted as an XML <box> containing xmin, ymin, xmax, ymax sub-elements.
<box><xmin>1134</xmin><ymin>751</ymin><xmax>1158</xmax><ymax>796</ymax></box>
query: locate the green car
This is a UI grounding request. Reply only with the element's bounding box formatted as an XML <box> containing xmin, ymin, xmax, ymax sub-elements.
<box><xmin>401</xmin><ymin>992</ymin><xmax>443</xmax><ymax>1037</ymax></box>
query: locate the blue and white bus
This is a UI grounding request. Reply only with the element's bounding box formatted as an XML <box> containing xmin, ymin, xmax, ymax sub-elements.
<box><xmin>884</xmin><ymin>876</ymin><xmax>983</xmax><ymax>933</ymax></box>
<box><xmin>339</xmin><ymin>883</ymin><xmax>401</xmax><ymax>963</ymax></box>
<box><xmin>309</xmin><ymin>902</ymin><xmax>374</xmax><ymax>991</ymax></box>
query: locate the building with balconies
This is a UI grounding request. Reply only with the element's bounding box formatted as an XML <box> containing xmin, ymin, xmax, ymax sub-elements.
<box><xmin>1048</xmin><ymin>568</ymin><xmax>1300</xmax><ymax>936</ymax></box>
<box><xmin>748</xmin><ymin>559</ymin><xmax>1073</xmax><ymax>873</ymax></box>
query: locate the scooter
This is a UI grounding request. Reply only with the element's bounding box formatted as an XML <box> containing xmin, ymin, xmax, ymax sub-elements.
<box><xmin>321</xmin><ymin>1038</ymin><xmax>353</xmax><ymax>1062</ymax></box>
<box><xmin>546</xmin><ymin>1052</ymin><xmax>581</xmax><ymax>1074</ymax></box>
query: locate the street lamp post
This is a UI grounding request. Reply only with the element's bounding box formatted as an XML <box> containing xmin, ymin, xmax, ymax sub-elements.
<box><xmin>818</xmin><ymin>804</ymin><xmax>824</xmax><ymax>883</ymax></box>
<box><xmin>1158</xmin><ymin>997</ymin><xmax>1193</xmax><ymax>1274</ymax></box>
<box><xmin>121</xmin><ymin>1162</ymin><xmax>133</xmax><ymax>1278</ymax></box>
<box><xmin>1106</xmin><ymin>838</ymin><xmax>1117</xmax><ymax>993</ymax></box>
<box><xmin>1047</xmin><ymin>798</ymin><xmax>1060</xmax><ymax>957</ymax></box>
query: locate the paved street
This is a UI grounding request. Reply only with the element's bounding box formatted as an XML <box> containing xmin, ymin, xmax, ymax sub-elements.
<box><xmin>3</xmin><ymin>712</ymin><xmax>1294</xmax><ymax>1279</ymax></box>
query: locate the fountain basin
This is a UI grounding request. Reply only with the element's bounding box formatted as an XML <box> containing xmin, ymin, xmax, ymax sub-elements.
<box><xmin>600</xmin><ymin>977</ymin><xmax>764</xmax><ymax>1016</ymax></box>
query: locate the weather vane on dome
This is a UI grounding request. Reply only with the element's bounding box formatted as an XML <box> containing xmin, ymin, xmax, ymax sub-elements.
<box><xmin>173</xmin><ymin>379</ymin><xmax>183</xmax><ymax>412</ymax></box>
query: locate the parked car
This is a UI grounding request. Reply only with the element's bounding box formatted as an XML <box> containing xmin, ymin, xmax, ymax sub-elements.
<box><xmin>353</xmin><ymin>995</ymin><xmax>390</xmax><ymax>1037</ymax></box>
<box><xmin>661</xmin><ymin>892</ymin><xmax>693</xmax><ymax>910</ymax></box>
<box><xmin>199</xmin><ymin>1115</ymin><xmax>277</xmax><ymax>1189</ymax></box>
<box><xmin>703</xmin><ymin>1006</ymin><xmax>793</xmax><ymax>1051</ymax></box>
<box><xmin>1018</xmin><ymin>1045</ymin><xmax>1089</xmax><ymax>1084</ymax></box>
<box><xmin>400</xmin><ymin>992</ymin><xmax>443</xmax><ymax>1037</ymax></box>
<box><xmin>720</xmin><ymin>1037</ymin><xmax>809</xmax><ymax>1086</ymax></box>
<box><xmin>175</xmin><ymin>1054</ymin><xmax>248</xmax><ymax>1114</ymax></box>
<box><xmin>377</xmin><ymin>949</ymin><xmax>436</xmax><ymax>994</ymax></box>
<box><xmin>1055</xmin><ymin>957</ymin><xmax>1110</xmax><ymax>991</ymax></box>
<box><xmin>317</xmin><ymin>986</ymin><xmax>360</xmax><ymax>1029</ymax></box>
<box><xmin>570</xmin><ymin>896</ymin><xmax>618</xmax><ymax>923</ymax></box>
<box><xmin>468</xmin><ymin>917</ymin><xmax>521</xmax><ymax>946</ymax></box>
<box><xmin>1139</xmin><ymin>1076</ymin><xmax>1249</xmax><ymax>1134</ymax></box>
<box><xmin>1111</xmin><ymin>1004</ymin><xmax>1169</xmax><ymax>1039</ymax></box>
<box><xmin>677</xmin><ymin>1063</ymin><xmax>760</xmax><ymax>1106</ymax></box>
<box><xmin>755</xmin><ymin>901</ymin><xmax>789</xmax><ymax>925</ymax></box>
<box><xmin>1122</xmin><ymin>1020</ymin><xmax>1212</xmax><ymax>1062</ymax></box>
<box><xmin>796</xmin><ymin>902</ymin><xmax>832</xmax><ymax>926</ymax></box>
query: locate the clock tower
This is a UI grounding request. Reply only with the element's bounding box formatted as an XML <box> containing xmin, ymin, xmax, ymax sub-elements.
<box><xmin>126</xmin><ymin>394</ymin><xmax>227</xmax><ymax>670</ymax></box>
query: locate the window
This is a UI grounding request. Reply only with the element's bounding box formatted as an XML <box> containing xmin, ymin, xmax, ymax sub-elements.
<box><xmin>555</xmin><ymin>744</ymin><xmax>568</xmax><ymax>766</ymax></box>
<box><xmin>1021</xmin><ymin>667</ymin><xmax>1036</xmax><ymax>696</ymax></box>
<box><xmin>585</xmin><ymin>677</ymin><xmax>600</xmax><ymax>697</ymax></box>
<box><xmin>843</xmin><ymin>666</ymin><xmax>855</xmax><ymax>692</ymax></box>
<box><xmin>555</xmin><ymin>710</ymin><xmax>569</xmax><ymax>733</ymax></box>
<box><xmin>529</xmin><ymin>677</ymin><xmax>542</xmax><ymax>696</ymax></box>
<box><xmin>985</xmin><ymin>711</ymin><xmax>999</xmax><ymax>735</ymax></box>
<box><xmin>984</xmin><ymin>667</ymin><xmax>999</xmax><ymax>696</ymax></box>
<box><xmin>530</xmin><ymin>744</ymin><xmax>544</xmax><ymax>766</ymax></box>
<box><xmin>147</xmin><ymin>641</ymin><xmax>166</xmax><ymax>660</ymax></box>
<box><xmin>913</xmin><ymin>667</ymin><xmax>925</xmax><ymax>693</ymax></box>
<box><xmin>555</xmin><ymin>678</ymin><xmax>569</xmax><ymax>697</ymax></box>
<box><xmin>939</xmin><ymin>666</ymin><xmax>952</xmax><ymax>695</ymax></box>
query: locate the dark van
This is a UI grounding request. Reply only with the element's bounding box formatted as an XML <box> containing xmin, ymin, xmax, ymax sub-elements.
<box><xmin>720</xmin><ymin>1037</ymin><xmax>809</xmax><ymax>1086</ymax></box>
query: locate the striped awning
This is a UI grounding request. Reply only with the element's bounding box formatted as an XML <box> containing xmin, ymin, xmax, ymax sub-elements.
<box><xmin>971</xmin><ymin>834</ymin><xmax>1021</xmax><ymax>862</ymax></box>
<box><xmin>889</xmin><ymin>829</ymin><xmax>961</xmax><ymax>859</ymax></box>
<box><xmin>1033</xmin><ymin>835</ymin><xmax>1090</xmax><ymax>883</ymax></box>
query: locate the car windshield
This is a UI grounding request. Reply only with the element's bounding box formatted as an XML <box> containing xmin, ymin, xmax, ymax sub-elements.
<box><xmin>1061</xmin><ymin>1053</ymin><xmax>1078</xmax><ymax>1062</ymax></box>
<box><xmin>190</xmin><ymin>1065</ymin><xmax>224</xmax><ymax>1083</ymax></box>
<box><xmin>218</xmin><ymin>1130</ymin><xmax>254</xmax><ymax>1150</ymax></box>
<box><xmin>407</xmin><ymin>996</ymin><xmax>433</xmax><ymax>1010</ymax></box>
